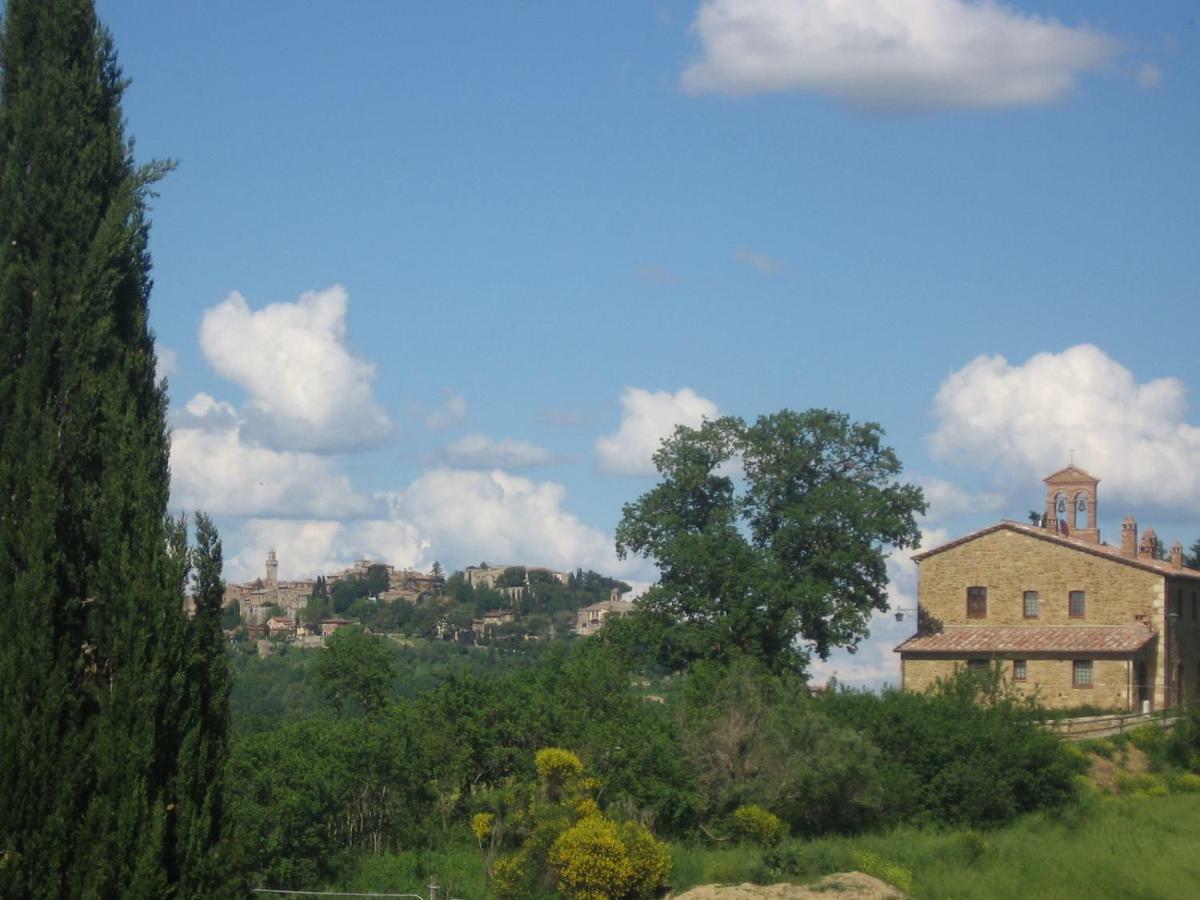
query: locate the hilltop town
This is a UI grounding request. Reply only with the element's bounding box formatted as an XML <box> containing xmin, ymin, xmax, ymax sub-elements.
<box><xmin>222</xmin><ymin>551</ymin><xmax>635</xmax><ymax>649</ymax></box>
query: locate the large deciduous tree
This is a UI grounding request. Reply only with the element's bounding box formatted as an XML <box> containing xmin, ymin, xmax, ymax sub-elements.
<box><xmin>0</xmin><ymin>2</ymin><xmax>231</xmax><ymax>894</ymax></box>
<box><xmin>615</xmin><ymin>409</ymin><xmax>925</xmax><ymax>673</ymax></box>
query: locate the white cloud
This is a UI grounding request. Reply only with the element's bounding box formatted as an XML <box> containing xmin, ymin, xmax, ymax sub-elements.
<box><xmin>735</xmin><ymin>247</ymin><xmax>782</xmax><ymax>274</ymax></box>
<box><xmin>380</xmin><ymin>468</ymin><xmax>653</xmax><ymax>580</ymax></box>
<box><xmin>222</xmin><ymin>468</ymin><xmax>659</xmax><ymax>585</ymax></box>
<box><xmin>595</xmin><ymin>387</ymin><xmax>720</xmax><ymax>476</ymax></box>
<box><xmin>198</xmin><ymin>285</ymin><xmax>391</xmax><ymax>452</ymax></box>
<box><xmin>930</xmin><ymin>345</ymin><xmax>1200</xmax><ymax>510</ymax></box>
<box><xmin>439</xmin><ymin>434</ymin><xmax>559</xmax><ymax>470</ymax></box>
<box><xmin>1137</xmin><ymin>62</ymin><xmax>1162</xmax><ymax>89</ymax></box>
<box><xmin>155</xmin><ymin>345</ymin><xmax>179</xmax><ymax>384</ymax></box>
<box><xmin>176</xmin><ymin>391</ymin><xmax>239</xmax><ymax>431</ymax></box>
<box><xmin>916</xmin><ymin>475</ymin><xmax>1005</xmax><ymax>523</ymax></box>
<box><xmin>682</xmin><ymin>0</ymin><xmax>1118</xmax><ymax>113</ymax></box>
<box><xmin>414</xmin><ymin>388</ymin><xmax>469</xmax><ymax>431</ymax></box>
<box><xmin>170</xmin><ymin>416</ymin><xmax>373</xmax><ymax>520</ymax></box>
<box><xmin>226</xmin><ymin>518</ymin><xmax>429</xmax><ymax>583</ymax></box>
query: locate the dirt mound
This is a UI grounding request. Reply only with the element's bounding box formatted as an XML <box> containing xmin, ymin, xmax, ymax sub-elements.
<box><xmin>671</xmin><ymin>871</ymin><xmax>907</xmax><ymax>899</ymax></box>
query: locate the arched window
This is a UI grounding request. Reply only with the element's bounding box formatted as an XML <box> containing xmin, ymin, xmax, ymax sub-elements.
<box><xmin>1074</xmin><ymin>493</ymin><xmax>1088</xmax><ymax>530</ymax></box>
<box><xmin>1055</xmin><ymin>493</ymin><xmax>1068</xmax><ymax>533</ymax></box>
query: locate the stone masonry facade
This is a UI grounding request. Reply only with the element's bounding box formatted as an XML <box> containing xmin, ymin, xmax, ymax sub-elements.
<box><xmin>897</xmin><ymin>466</ymin><xmax>1200</xmax><ymax>712</ymax></box>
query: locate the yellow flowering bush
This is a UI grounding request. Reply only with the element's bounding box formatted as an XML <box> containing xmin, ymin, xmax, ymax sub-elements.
<box><xmin>536</xmin><ymin>747</ymin><xmax>585</xmax><ymax>801</ymax></box>
<box><xmin>471</xmin><ymin>812</ymin><xmax>495</xmax><ymax>844</ymax></box>
<box><xmin>492</xmin><ymin>850</ymin><xmax>531</xmax><ymax>900</ymax></box>
<box><xmin>731</xmin><ymin>804</ymin><xmax>783</xmax><ymax>847</ymax></box>
<box><xmin>616</xmin><ymin>820</ymin><xmax>671</xmax><ymax>899</ymax></box>
<box><xmin>549</xmin><ymin>816</ymin><xmax>637</xmax><ymax>900</ymax></box>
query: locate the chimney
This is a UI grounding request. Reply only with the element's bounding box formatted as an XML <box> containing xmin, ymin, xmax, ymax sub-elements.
<box><xmin>1121</xmin><ymin>516</ymin><xmax>1138</xmax><ymax>558</ymax></box>
<box><xmin>1139</xmin><ymin>527</ymin><xmax>1159</xmax><ymax>561</ymax></box>
<box><xmin>1172</xmin><ymin>541</ymin><xmax>1184</xmax><ymax>569</ymax></box>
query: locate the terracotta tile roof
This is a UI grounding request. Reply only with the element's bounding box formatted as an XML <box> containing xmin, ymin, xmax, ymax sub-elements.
<box><xmin>910</xmin><ymin>520</ymin><xmax>1200</xmax><ymax>582</ymax></box>
<box><xmin>895</xmin><ymin>625</ymin><xmax>1156</xmax><ymax>655</ymax></box>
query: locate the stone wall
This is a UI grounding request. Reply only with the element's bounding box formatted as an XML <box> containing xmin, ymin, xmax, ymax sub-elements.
<box><xmin>1164</xmin><ymin>575</ymin><xmax>1200</xmax><ymax>703</ymax></box>
<box><xmin>918</xmin><ymin>529</ymin><xmax>1163</xmax><ymax>629</ymax></box>
<box><xmin>903</xmin><ymin>656</ymin><xmax>1135</xmax><ymax>709</ymax></box>
<box><xmin>907</xmin><ymin>527</ymin><xmax>1168</xmax><ymax>710</ymax></box>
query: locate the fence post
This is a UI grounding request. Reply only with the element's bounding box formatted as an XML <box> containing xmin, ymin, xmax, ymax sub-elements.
<box><xmin>429</xmin><ymin>875</ymin><xmax>439</xmax><ymax>900</ymax></box>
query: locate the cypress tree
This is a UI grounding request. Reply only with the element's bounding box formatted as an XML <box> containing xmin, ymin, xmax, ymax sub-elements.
<box><xmin>0</xmin><ymin>2</ymin><xmax>230</xmax><ymax>895</ymax></box>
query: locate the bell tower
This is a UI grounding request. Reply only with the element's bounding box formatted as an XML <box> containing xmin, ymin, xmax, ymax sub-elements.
<box><xmin>266</xmin><ymin>548</ymin><xmax>278</xmax><ymax>586</ymax></box>
<box><xmin>1043</xmin><ymin>464</ymin><xmax>1100</xmax><ymax>544</ymax></box>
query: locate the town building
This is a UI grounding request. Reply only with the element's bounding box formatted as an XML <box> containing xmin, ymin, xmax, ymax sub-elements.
<box><xmin>224</xmin><ymin>549</ymin><xmax>314</xmax><ymax>625</ymax></box>
<box><xmin>463</xmin><ymin>563</ymin><xmax>567</xmax><ymax>591</ymax></box>
<box><xmin>896</xmin><ymin>465</ymin><xmax>1200</xmax><ymax>711</ymax></box>
<box><xmin>472</xmin><ymin>609</ymin><xmax>516</xmax><ymax>637</ymax></box>
<box><xmin>573</xmin><ymin>594</ymin><xmax>635</xmax><ymax>636</ymax></box>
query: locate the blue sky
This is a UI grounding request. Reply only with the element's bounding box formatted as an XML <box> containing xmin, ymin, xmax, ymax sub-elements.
<box><xmin>94</xmin><ymin>1</ymin><xmax>1199</xmax><ymax>684</ymax></box>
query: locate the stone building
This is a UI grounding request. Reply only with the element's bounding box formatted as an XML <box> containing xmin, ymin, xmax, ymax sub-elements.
<box><xmin>463</xmin><ymin>563</ymin><xmax>567</xmax><ymax>591</ymax></box>
<box><xmin>574</xmin><ymin>595</ymin><xmax>635</xmax><ymax>636</ymax></box>
<box><xmin>224</xmin><ymin>549</ymin><xmax>314</xmax><ymax>625</ymax></box>
<box><xmin>896</xmin><ymin>465</ymin><xmax>1200</xmax><ymax>711</ymax></box>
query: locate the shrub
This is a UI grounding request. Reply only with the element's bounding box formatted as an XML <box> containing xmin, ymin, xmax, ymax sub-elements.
<box><xmin>618</xmin><ymin>821</ymin><xmax>672</xmax><ymax>899</ymax></box>
<box><xmin>536</xmin><ymin>748</ymin><xmax>585</xmax><ymax>801</ymax></box>
<box><xmin>548</xmin><ymin>817</ymin><xmax>637</xmax><ymax>900</ymax></box>
<box><xmin>1115</xmin><ymin>772</ymin><xmax>1168</xmax><ymax>796</ymax></box>
<box><xmin>852</xmin><ymin>850</ymin><xmax>914</xmax><ymax>895</ymax></box>
<box><xmin>677</xmin><ymin>660</ymin><xmax>883</xmax><ymax>836</ymax></box>
<box><xmin>1081</xmin><ymin>738</ymin><xmax>1117</xmax><ymax>760</ymax></box>
<box><xmin>487</xmin><ymin>748</ymin><xmax>671</xmax><ymax>900</ymax></box>
<box><xmin>731</xmin><ymin>805</ymin><xmax>783</xmax><ymax>847</ymax></box>
<box><xmin>1172</xmin><ymin>772</ymin><xmax>1200</xmax><ymax>793</ymax></box>
<box><xmin>492</xmin><ymin>850</ymin><xmax>532</xmax><ymax>900</ymax></box>
<box><xmin>471</xmin><ymin>812</ymin><xmax>495</xmax><ymax>844</ymax></box>
<box><xmin>818</xmin><ymin>671</ymin><xmax>1084</xmax><ymax>829</ymax></box>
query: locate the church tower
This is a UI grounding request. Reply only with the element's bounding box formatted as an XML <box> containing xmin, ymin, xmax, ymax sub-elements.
<box><xmin>266</xmin><ymin>548</ymin><xmax>278</xmax><ymax>586</ymax></box>
<box><xmin>1043</xmin><ymin>464</ymin><xmax>1100</xmax><ymax>544</ymax></box>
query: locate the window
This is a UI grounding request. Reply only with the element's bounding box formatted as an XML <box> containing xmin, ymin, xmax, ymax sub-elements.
<box><xmin>1069</xmin><ymin>590</ymin><xmax>1086</xmax><ymax>618</ymax></box>
<box><xmin>1023</xmin><ymin>591</ymin><xmax>1039</xmax><ymax>618</ymax></box>
<box><xmin>967</xmin><ymin>659</ymin><xmax>988</xmax><ymax>673</ymax></box>
<box><xmin>1073</xmin><ymin>660</ymin><xmax>1093</xmax><ymax>688</ymax></box>
<box><xmin>967</xmin><ymin>586</ymin><xmax>987</xmax><ymax>619</ymax></box>
<box><xmin>1012</xmin><ymin>659</ymin><xmax>1027</xmax><ymax>681</ymax></box>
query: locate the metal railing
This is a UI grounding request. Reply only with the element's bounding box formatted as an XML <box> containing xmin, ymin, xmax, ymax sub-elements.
<box><xmin>252</xmin><ymin>875</ymin><xmax>463</xmax><ymax>900</ymax></box>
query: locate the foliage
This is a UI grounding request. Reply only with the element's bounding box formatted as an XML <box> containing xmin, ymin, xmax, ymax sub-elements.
<box><xmin>471</xmin><ymin>812</ymin><xmax>496</xmax><ymax>844</ymax></box>
<box><xmin>315</xmin><ymin>626</ymin><xmax>399</xmax><ymax>715</ymax></box>
<box><xmin>536</xmin><ymin>748</ymin><xmax>585</xmax><ymax>800</ymax></box>
<box><xmin>852</xmin><ymin>850</ymin><xmax>914</xmax><ymax>894</ymax></box>
<box><xmin>1186</xmin><ymin>538</ymin><xmax>1200</xmax><ymax>570</ymax></box>
<box><xmin>731</xmin><ymin>805</ymin><xmax>784</xmax><ymax>847</ymax></box>
<box><xmin>487</xmin><ymin>748</ymin><xmax>671</xmax><ymax>900</ymax></box>
<box><xmin>225</xmin><ymin>710</ymin><xmax>440</xmax><ymax>888</ymax></box>
<box><xmin>548</xmin><ymin>816</ymin><xmax>669</xmax><ymax>900</ymax></box>
<box><xmin>676</xmin><ymin>658</ymin><xmax>882</xmax><ymax>836</ymax></box>
<box><xmin>816</xmin><ymin>670</ymin><xmax>1083</xmax><ymax>828</ymax></box>
<box><xmin>0</xmin><ymin>3</ymin><xmax>230</xmax><ymax>893</ymax></box>
<box><xmin>615</xmin><ymin>409</ymin><xmax>925</xmax><ymax>673</ymax></box>
<box><xmin>498</xmin><ymin>565</ymin><xmax>527</xmax><ymax>588</ymax></box>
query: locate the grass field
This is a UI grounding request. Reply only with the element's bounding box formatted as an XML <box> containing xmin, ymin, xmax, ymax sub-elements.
<box><xmin>328</xmin><ymin>792</ymin><xmax>1200</xmax><ymax>898</ymax></box>
<box><xmin>670</xmin><ymin>792</ymin><xmax>1200</xmax><ymax>899</ymax></box>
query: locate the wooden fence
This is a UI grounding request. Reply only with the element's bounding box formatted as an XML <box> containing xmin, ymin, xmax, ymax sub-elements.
<box><xmin>1041</xmin><ymin>706</ymin><xmax>1185</xmax><ymax>741</ymax></box>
